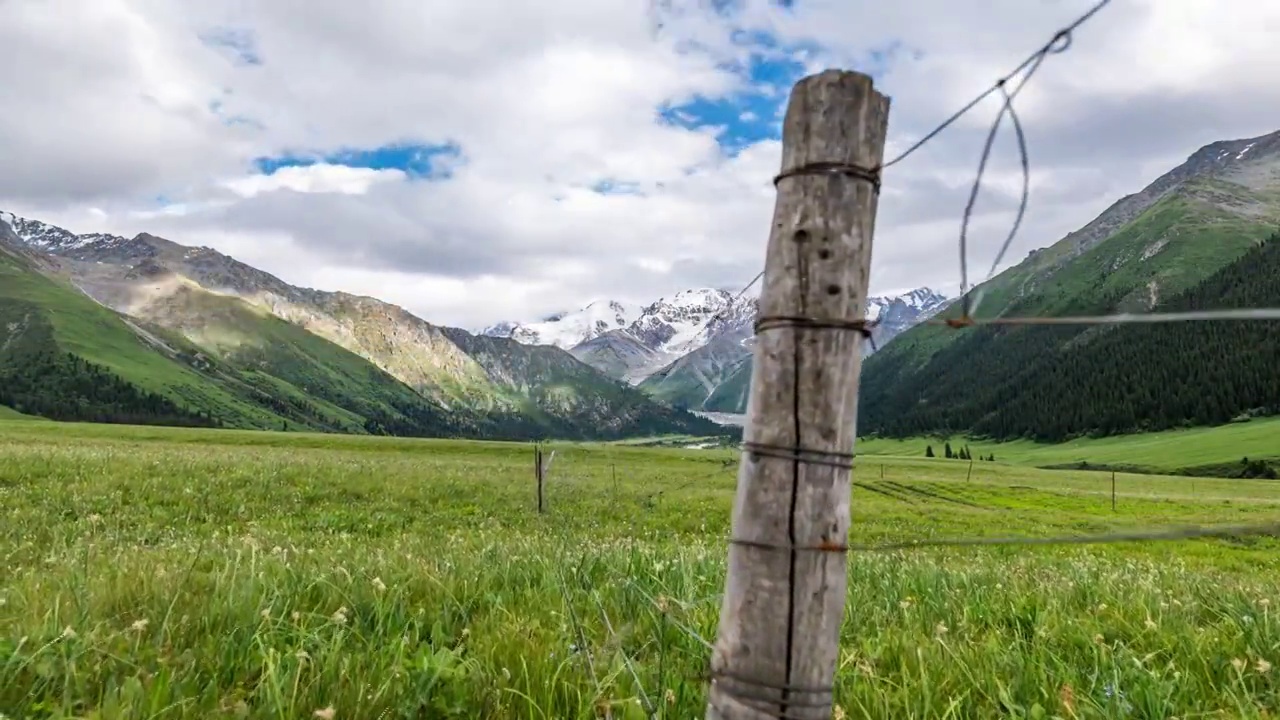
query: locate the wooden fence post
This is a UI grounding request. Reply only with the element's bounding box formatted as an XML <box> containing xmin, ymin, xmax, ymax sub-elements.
<box><xmin>536</xmin><ymin>444</ymin><xmax>545</xmax><ymax>514</ymax></box>
<box><xmin>705</xmin><ymin>69</ymin><xmax>889</xmax><ymax>720</ymax></box>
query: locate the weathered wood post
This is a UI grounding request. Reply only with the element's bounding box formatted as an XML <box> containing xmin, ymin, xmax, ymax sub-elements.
<box><xmin>705</xmin><ymin>70</ymin><xmax>889</xmax><ymax>720</ymax></box>
<box><xmin>536</xmin><ymin>444</ymin><xmax>545</xmax><ymax>514</ymax></box>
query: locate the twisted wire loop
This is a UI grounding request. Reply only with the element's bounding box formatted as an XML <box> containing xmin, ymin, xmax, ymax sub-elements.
<box><xmin>729</xmin><ymin>441</ymin><xmax>856</xmax><ymax>550</ymax></box>
<box><xmin>754</xmin><ymin>315</ymin><xmax>877</xmax><ymax>339</ymax></box>
<box><xmin>754</xmin><ymin>314</ymin><xmax>882</xmax><ymax>352</ymax></box>
<box><xmin>708</xmin><ymin>698</ymin><xmax>832</xmax><ymax>720</ymax></box>
<box><xmin>709</xmin><ymin>667</ymin><xmax>835</xmax><ymax>720</ymax></box>
<box><xmin>742</xmin><ymin>440</ymin><xmax>856</xmax><ymax>472</ymax></box>
<box><xmin>773</xmin><ymin>161</ymin><xmax>882</xmax><ymax>195</ymax></box>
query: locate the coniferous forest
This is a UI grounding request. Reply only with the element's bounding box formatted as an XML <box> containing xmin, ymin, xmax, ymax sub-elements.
<box><xmin>0</xmin><ymin>303</ymin><xmax>217</xmax><ymax>428</ymax></box>
<box><xmin>859</xmin><ymin>230</ymin><xmax>1280</xmax><ymax>442</ymax></box>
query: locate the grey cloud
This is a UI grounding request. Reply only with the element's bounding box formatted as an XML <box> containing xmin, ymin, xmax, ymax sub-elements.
<box><xmin>888</xmin><ymin>86</ymin><xmax>1280</xmax><ymax>181</ymax></box>
<box><xmin>8</xmin><ymin>0</ymin><xmax>1280</xmax><ymax>329</ymax></box>
<box><xmin>0</xmin><ymin>1</ymin><xmax>252</xmax><ymax>205</ymax></box>
<box><xmin>202</xmin><ymin>188</ymin><xmax>527</xmax><ymax>277</ymax></box>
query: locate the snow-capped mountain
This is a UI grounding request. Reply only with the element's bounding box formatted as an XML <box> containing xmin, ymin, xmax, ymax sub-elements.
<box><xmin>1</xmin><ymin>211</ymin><xmax>127</xmax><ymax>253</ymax></box>
<box><xmin>636</xmin><ymin>286</ymin><xmax>951</xmax><ymax>413</ymax></box>
<box><xmin>1</xmin><ymin>209</ymin><xmax>725</xmax><ymax>439</ymax></box>
<box><xmin>481</xmin><ymin>300</ymin><xmax>640</xmax><ymax>349</ymax></box>
<box><xmin>867</xmin><ymin>288</ymin><xmax>951</xmax><ymax>339</ymax></box>
<box><xmin>486</xmin><ymin>286</ymin><xmax>950</xmax><ymax>384</ymax></box>
<box><xmin>629</xmin><ymin>288</ymin><xmax>757</xmax><ymax>355</ymax></box>
<box><xmin>483</xmin><ymin>288</ymin><xmax>756</xmax><ymax>354</ymax></box>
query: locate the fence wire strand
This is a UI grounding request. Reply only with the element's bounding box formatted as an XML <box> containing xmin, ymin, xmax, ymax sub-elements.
<box><xmin>674</xmin><ymin>0</ymin><xmax>1280</xmax><ymax>557</ymax></box>
<box><xmin>689</xmin><ymin>0</ymin><xmax>1119</xmax><ymax>344</ymax></box>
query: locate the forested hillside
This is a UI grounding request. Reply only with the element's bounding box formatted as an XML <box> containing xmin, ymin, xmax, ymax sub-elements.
<box><xmin>860</xmin><ymin>231</ymin><xmax>1280</xmax><ymax>441</ymax></box>
<box><xmin>0</xmin><ymin>223</ymin><xmax>725</xmax><ymax>440</ymax></box>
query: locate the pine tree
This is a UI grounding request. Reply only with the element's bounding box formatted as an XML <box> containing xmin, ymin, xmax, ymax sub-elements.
<box><xmin>925</xmin><ymin>445</ymin><xmax>935</xmax><ymax>458</ymax></box>
<box><xmin>944</xmin><ymin>442</ymin><xmax>954</xmax><ymax>459</ymax></box>
<box><xmin>857</xmin><ymin>230</ymin><xmax>1280</xmax><ymax>442</ymax></box>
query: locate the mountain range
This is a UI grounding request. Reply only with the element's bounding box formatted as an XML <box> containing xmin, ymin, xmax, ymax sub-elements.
<box><xmin>854</xmin><ymin>129</ymin><xmax>1280</xmax><ymax>441</ymax></box>
<box><xmin>6</xmin><ymin>126</ymin><xmax>1278</xmax><ymax>447</ymax></box>
<box><xmin>0</xmin><ymin>212</ymin><xmax>725</xmax><ymax>440</ymax></box>
<box><xmin>648</xmin><ymin>128</ymin><xmax>1280</xmax><ymax>432</ymax></box>
<box><xmin>481</xmin><ymin>286</ymin><xmax>951</xmax><ymax>413</ymax></box>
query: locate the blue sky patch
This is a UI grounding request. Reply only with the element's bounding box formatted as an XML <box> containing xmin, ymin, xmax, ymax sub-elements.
<box><xmin>199</xmin><ymin>27</ymin><xmax>262</xmax><ymax>66</ymax></box>
<box><xmin>208</xmin><ymin>98</ymin><xmax>264</xmax><ymax>130</ymax></box>
<box><xmin>660</xmin><ymin>30</ymin><xmax>913</xmax><ymax>157</ymax></box>
<box><xmin>659</xmin><ymin>39</ymin><xmax>808</xmax><ymax>156</ymax></box>
<box><xmin>590</xmin><ymin>179</ymin><xmax>645</xmax><ymax>195</ymax></box>
<box><xmin>253</xmin><ymin>142</ymin><xmax>463</xmax><ymax>180</ymax></box>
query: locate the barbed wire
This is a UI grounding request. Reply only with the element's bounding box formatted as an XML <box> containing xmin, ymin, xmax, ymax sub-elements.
<box><xmin>680</xmin><ymin>0</ymin><xmax>1118</xmax><ymax>354</ymax></box>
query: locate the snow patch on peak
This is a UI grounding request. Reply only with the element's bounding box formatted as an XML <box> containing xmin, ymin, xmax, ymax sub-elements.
<box><xmin>867</xmin><ymin>287</ymin><xmax>950</xmax><ymax>323</ymax></box>
<box><xmin>484</xmin><ymin>298</ymin><xmax>641</xmax><ymax>349</ymax></box>
<box><xmin>0</xmin><ymin>210</ymin><xmax>128</xmax><ymax>253</ymax></box>
<box><xmin>486</xmin><ymin>285</ymin><xmax>949</xmax><ymax>362</ymax></box>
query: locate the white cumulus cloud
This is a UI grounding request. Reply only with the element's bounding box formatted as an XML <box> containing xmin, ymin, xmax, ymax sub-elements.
<box><xmin>2</xmin><ymin>0</ymin><xmax>1280</xmax><ymax>328</ymax></box>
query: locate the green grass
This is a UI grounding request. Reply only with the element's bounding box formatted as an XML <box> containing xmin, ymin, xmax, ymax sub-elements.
<box><xmin>4</xmin><ymin>421</ymin><xmax>1280</xmax><ymax>718</ymax></box>
<box><xmin>858</xmin><ymin>416</ymin><xmax>1280</xmax><ymax>472</ymax></box>
<box><xmin>0</xmin><ymin>405</ymin><xmax>32</xmax><ymax>420</ymax></box>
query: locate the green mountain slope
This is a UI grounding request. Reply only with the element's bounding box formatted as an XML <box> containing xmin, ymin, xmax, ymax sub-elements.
<box><xmin>1</xmin><ymin>220</ymin><xmax>727</xmax><ymax>441</ymax></box>
<box><xmin>871</xmin><ymin>180</ymin><xmax>1279</xmax><ymax>375</ymax></box>
<box><xmin>441</xmin><ymin>329</ymin><xmax>721</xmax><ymax>438</ymax></box>
<box><xmin>860</xmin><ymin>231</ymin><xmax>1280</xmax><ymax>441</ymax></box>
<box><xmin>0</xmin><ymin>241</ymin><xmax>290</xmax><ymax>429</ymax></box>
<box><xmin>0</xmin><ymin>404</ymin><xmax>32</xmax><ymax>420</ymax></box>
<box><xmin>858</xmin><ymin>129</ymin><xmax>1280</xmax><ymax>440</ymax></box>
<box><xmin>638</xmin><ymin>331</ymin><xmax>753</xmax><ymax>411</ymax></box>
<box><xmin>120</xmin><ymin>276</ymin><xmax>477</xmax><ymax>436</ymax></box>
<box><xmin>701</xmin><ymin>130</ymin><xmax>1280</xmax><ymax>423</ymax></box>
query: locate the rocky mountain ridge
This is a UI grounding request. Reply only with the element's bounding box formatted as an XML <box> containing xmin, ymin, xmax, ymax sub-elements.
<box><xmin>643</xmin><ymin>287</ymin><xmax>951</xmax><ymax>413</ymax></box>
<box><xmin>486</xmin><ymin>285</ymin><xmax>950</xmax><ymax>386</ymax></box>
<box><xmin>0</xmin><ymin>212</ymin><xmax>725</xmax><ymax>440</ymax></box>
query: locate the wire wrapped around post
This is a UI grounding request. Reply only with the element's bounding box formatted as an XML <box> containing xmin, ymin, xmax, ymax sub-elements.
<box><xmin>704</xmin><ymin>69</ymin><xmax>889</xmax><ymax>720</ymax></box>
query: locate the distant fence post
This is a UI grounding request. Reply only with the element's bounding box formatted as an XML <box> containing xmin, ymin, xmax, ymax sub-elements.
<box><xmin>1111</xmin><ymin>470</ymin><xmax>1116</xmax><ymax>512</ymax></box>
<box><xmin>535</xmin><ymin>443</ymin><xmax>545</xmax><ymax>513</ymax></box>
<box><xmin>705</xmin><ymin>70</ymin><xmax>889</xmax><ymax>720</ymax></box>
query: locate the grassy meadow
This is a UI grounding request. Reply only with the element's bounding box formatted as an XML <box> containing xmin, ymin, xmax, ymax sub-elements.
<box><xmin>3</xmin><ymin>419</ymin><xmax>1280</xmax><ymax>718</ymax></box>
<box><xmin>857</xmin><ymin>416</ymin><xmax>1280</xmax><ymax>474</ymax></box>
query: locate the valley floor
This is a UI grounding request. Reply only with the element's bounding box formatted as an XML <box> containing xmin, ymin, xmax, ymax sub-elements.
<box><xmin>857</xmin><ymin>416</ymin><xmax>1280</xmax><ymax>475</ymax></box>
<box><xmin>3</xmin><ymin>421</ymin><xmax>1280</xmax><ymax>718</ymax></box>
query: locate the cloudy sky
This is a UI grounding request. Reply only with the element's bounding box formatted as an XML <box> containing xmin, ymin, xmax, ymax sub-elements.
<box><xmin>2</xmin><ymin>0</ymin><xmax>1278</xmax><ymax>328</ymax></box>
